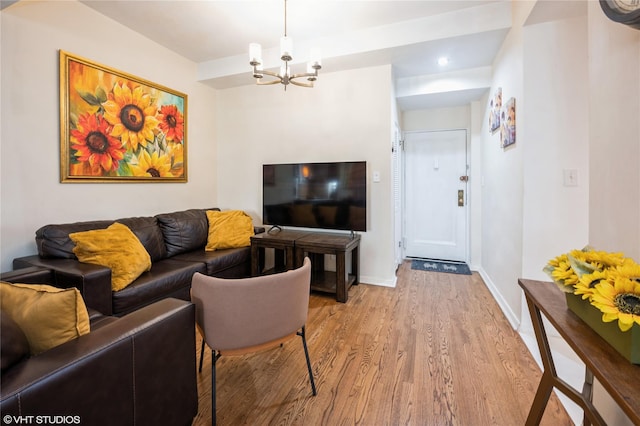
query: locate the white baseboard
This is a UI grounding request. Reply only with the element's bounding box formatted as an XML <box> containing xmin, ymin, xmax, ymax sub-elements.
<box><xmin>359</xmin><ymin>275</ymin><xmax>397</xmax><ymax>288</ymax></box>
<box><xmin>476</xmin><ymin>266</ymin><xmax>520</xmax><ymax>330</ymax></box>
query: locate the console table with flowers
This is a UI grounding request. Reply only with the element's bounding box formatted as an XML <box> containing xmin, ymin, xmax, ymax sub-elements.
<box><xmin>520</xmin><ymin>279</ymin><xmax>639</xmax><ymax>426</ymax></box>
<box><xmin>520</xmin><ymin>247</ymin><xmax>640</xmax><ymax>425</ymax></box>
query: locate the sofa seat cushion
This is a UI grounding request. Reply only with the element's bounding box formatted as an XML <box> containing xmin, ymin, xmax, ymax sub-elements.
<box><xmin>172</xmin><ymin>247</ymin><xmax>250</xmax><ymax>276</ymax></box>
<box><xmin>112</xmin><ymin>259</ymin><xmax>206</xmax><ymax>315</ymax></box>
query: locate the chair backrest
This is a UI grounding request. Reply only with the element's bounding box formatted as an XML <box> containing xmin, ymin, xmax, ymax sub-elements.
<box><xmin>191</xmin><ymin>257</ymin><xmax>311</xmax><ymax>352</ymax></box>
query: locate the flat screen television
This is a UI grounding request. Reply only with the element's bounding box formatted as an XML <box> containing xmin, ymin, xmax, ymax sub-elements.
<box><xmin>263</xmin><ymin>161</ymin><xmax>367</xmax><ymax>232</ymax></box>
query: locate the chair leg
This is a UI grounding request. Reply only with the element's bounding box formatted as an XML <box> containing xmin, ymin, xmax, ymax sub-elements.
<box><xmin>212</xmin><ymin>350</ymin><xmax>221</xmax><ymax>426</ymax></box>
<box><xmin>298</xmin><ymin>326</ymin><xmax>317</xmax><ymax>396</ymax></box>
<box><xmin>199</xmin><ymin>339</ymin><xmax>205</xmax><ymax>373</ymax></box>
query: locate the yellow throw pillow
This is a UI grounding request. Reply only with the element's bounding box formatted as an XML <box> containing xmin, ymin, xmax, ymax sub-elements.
<box><xmin>70</xmin><ymin>222</ymin><xmax>151</xmax><ymax>291</ymax></box>
<box><xmin>0</xmin><ymin>282</ymin><xmax>90</xmax><ymax>355</ymax></box>
<box><xmin>205</xmin><ymin>210</ymin><xmax>254</xmax><ymax>251</ymax></box>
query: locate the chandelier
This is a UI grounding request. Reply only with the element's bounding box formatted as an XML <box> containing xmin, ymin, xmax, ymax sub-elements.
<box><xmin>248</xmin><ymin>0</ymin><xmax>322</xmax><ymax>89</ymax></box>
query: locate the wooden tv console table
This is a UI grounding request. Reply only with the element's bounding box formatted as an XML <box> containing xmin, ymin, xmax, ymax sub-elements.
<box><xmin>250</xmin><ymin>230</ymin><xmax>360</xmax><ymax>303</ymax></box>
<box><xmin>519</xmin><ymin>279</ymin><xmax>640</xmax><ymax>426</ymax></box>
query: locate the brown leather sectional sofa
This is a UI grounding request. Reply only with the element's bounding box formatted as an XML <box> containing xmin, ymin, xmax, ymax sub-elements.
<box><xmin>0</xmin><ymin>266</ymin><xmax>198</xmax><ymax>426</ymax></box>
<box><xmin>13</xmin><ymin>208</ymin><xmax>263</xmax><ymax>316</ymax></box>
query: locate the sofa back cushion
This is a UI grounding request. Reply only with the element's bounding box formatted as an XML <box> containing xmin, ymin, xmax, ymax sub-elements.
<box><xmin>156</xmin><ymin>209</ymin><xmax>217</xmax><ymax>257</ymax></box>
<box><xmin>37</xmin><ymin>220</ymin><xmax>113</xmax><ymax>259</ymax></box>
<box><xmin>36</xmin><ymin>217</ymin><xmax>167</xmax><ymax>262</ymax></box>
<box><xmin>117</xmin><ymin>217</ymin><xmax>167</xmax><ymax>262</ymax></box>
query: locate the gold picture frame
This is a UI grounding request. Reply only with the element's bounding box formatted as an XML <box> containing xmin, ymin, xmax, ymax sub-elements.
<box><xmin>60</xmin><ymin>50</ymin><xmax>187</xmax><ymax>182</ymax></box>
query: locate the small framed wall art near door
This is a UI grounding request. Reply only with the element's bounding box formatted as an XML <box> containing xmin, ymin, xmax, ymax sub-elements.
<box><xmin>501</xmin><ymin>97</ymin><xmax>516</xmax><ymax>149</ymax></box>
<box><xmin>59</xmin><ymin>50</ymin><xmax>187</xmax><ymax>183</ymax></box>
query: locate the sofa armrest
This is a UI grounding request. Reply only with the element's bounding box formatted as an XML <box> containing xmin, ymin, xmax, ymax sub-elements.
<box><xmin>0</xmin><ymin>298</ymin><xmax>197</xmax><ymax>426</ymax></box>
<box><xmin>0</xmin><ymin>266</ymin><xmax>54</xmax><ymax>284</ymax></box>
<box><xmin>12</xmin><ymin>255</ymin><xmax>113</xmax><ymax>315</ymax></box>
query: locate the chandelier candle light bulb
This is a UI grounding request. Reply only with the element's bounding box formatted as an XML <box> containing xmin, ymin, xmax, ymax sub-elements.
<box><xmin>249</xmin><ymin>43</ymin><xmax>262</xmax><ymax>65</ymax></box>
<box><xmin>248</xmin><ymin>0</ymin><xmax>321</xmax><ymax>89</ymax></box>
<box><xmin>249</xmin><ymin>43</ymin><xmax>264</xmax><ymax>79</ymax></box>
<box><xmin>306</xmin><ymin>62</ymin><xmax>316</xmax><ymax>79</ymax></box>
<box><xmin>310</xmin><ymin>48</ymin><xmax>322</xmax><ymax>67</ymax></box>
<box><xmin>280</xmin><ymin>36</ymin><xmax>293</xmax><ymax>61</ymax></box>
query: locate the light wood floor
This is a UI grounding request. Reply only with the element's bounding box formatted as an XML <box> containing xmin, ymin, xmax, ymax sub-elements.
<box><xmin>192</xmin><ymin>261</ymin><xmax>572</xmax><ymax>425</ymax></box>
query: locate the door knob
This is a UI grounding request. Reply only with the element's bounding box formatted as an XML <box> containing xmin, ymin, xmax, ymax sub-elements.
<box><xmin>458</xmin><ymin>190</ymin><xmax>464</xmax><ymax>207</ymax></box>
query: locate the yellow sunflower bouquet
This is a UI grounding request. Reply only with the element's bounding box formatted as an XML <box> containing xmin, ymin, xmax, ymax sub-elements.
<box><xmin>544</xmin><ymin>246</ymin><xmax>640</xmax><ymax>332</ymax></box>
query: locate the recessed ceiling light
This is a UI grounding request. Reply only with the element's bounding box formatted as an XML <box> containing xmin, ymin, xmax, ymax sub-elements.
<box><xmin>438</xmin><ymin>57</ymin><xmax>449</xmax><ymax>66</ymax></box>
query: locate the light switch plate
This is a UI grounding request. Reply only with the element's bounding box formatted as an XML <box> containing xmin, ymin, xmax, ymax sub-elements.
<box><xmin>563</xmin><ymin>169</ymin><xmax>578</xmax><ymax>187</ymax></box>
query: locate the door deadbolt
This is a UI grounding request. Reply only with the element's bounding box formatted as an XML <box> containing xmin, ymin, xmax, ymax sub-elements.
<box><xmin>458</xmin><ymin>190</ymin><xmax>464</xmax><ymax>207</ymax></box>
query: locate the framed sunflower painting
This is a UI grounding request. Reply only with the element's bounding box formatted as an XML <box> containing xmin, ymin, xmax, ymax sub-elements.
<box><xmin>59</xmin><ymin>50</ymin><xmax>187</xmax><ymax>182</ymax></box>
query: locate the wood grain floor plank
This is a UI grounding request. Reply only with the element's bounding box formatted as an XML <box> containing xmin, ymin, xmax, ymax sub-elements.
<box><xmin>192</xmin><ymin>261</ymin><xmax>572</xmax><ymax>425</ymax></box>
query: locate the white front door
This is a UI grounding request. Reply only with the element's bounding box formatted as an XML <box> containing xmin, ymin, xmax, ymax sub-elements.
<box><xmin>404</xmin><ymin>130</ymin><xmax>468</xmax><ymax>262</ymax></box>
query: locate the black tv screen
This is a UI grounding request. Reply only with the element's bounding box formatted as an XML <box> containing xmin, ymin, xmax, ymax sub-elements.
<box><xmin>263</xmin><ymin>161</ymin><xmax>367</xmax><ymax>231</ymax></box>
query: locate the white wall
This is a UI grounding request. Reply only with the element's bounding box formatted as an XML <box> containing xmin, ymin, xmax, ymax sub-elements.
<box><xmin>478</xmin><ymin>11</ymin><xmax>525</xmax><ymax>328</ymax></box>
<box><xmin>402</xmin><ymin>106</ymin><xmax>470</xmax><ymax>132</ymax></box>
<box><xmin>0</xmin><ymin>1</ymin><xmax>218</xmax><ymax>271</ymax></box>
<box><xmin>520</xmin><ymin>14</ymin><xmax>591</xmax><ymax>425</ymax></box>
<box><xmin>521</xmin><ymin>15</ymin><xmax>590</xmax><ymax>280</ymax></box>
<box><xmin>586</xmin><ymin>2</ymin><xmax>639</xmax><ymax>425</ymax></box>
<box><xmin>214</xmin><ymin>65</ymin><xmax>397</xmax><ymax>286</ymax></box>
<box><xmin>588</xmin><ymin>1</ymin><xmax>640</xmax><ymax>260</ymax></box>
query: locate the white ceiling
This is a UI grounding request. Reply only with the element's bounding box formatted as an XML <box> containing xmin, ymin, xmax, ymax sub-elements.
<box><xmin>75</xmin><ymin>1</ymin><xmax>515</xmax><ymax>110</ymax></box>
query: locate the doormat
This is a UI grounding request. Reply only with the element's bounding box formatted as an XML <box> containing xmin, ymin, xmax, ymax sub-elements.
<box><xmin>410</xmin><ymin>259</ymin><xmax>471</xmax><ymax>275</ymax></box>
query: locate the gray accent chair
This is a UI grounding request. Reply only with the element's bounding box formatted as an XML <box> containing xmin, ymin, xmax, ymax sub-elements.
<box><xmin>191</xmin><ymin>257</ymin><xmax>317</xmax><ymax>425</ymax></box>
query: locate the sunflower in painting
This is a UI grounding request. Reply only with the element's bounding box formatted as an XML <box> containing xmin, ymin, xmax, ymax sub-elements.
<box><xmin>70</xmin><ymin>113</ymin><xmax>126</xmax><ymax>175</ymax></box>
<box><xmin>166</xmin><ymin>142</ymin><xmax>184</xmax><ymax>177</ymax></box>
<box><xmin>129</xmin><ymin>150</ymin><xmax>174</xmax><ymax>178</ymax></box>
<box><xmin>102</xmin><ymin>82</ymin><xmax>160</xmax><ymax>152</ymax></box>
<box><xmin>157</xmin><ymin>104</ymin><xmax>184</xmax><ymax>143</ymax></box>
